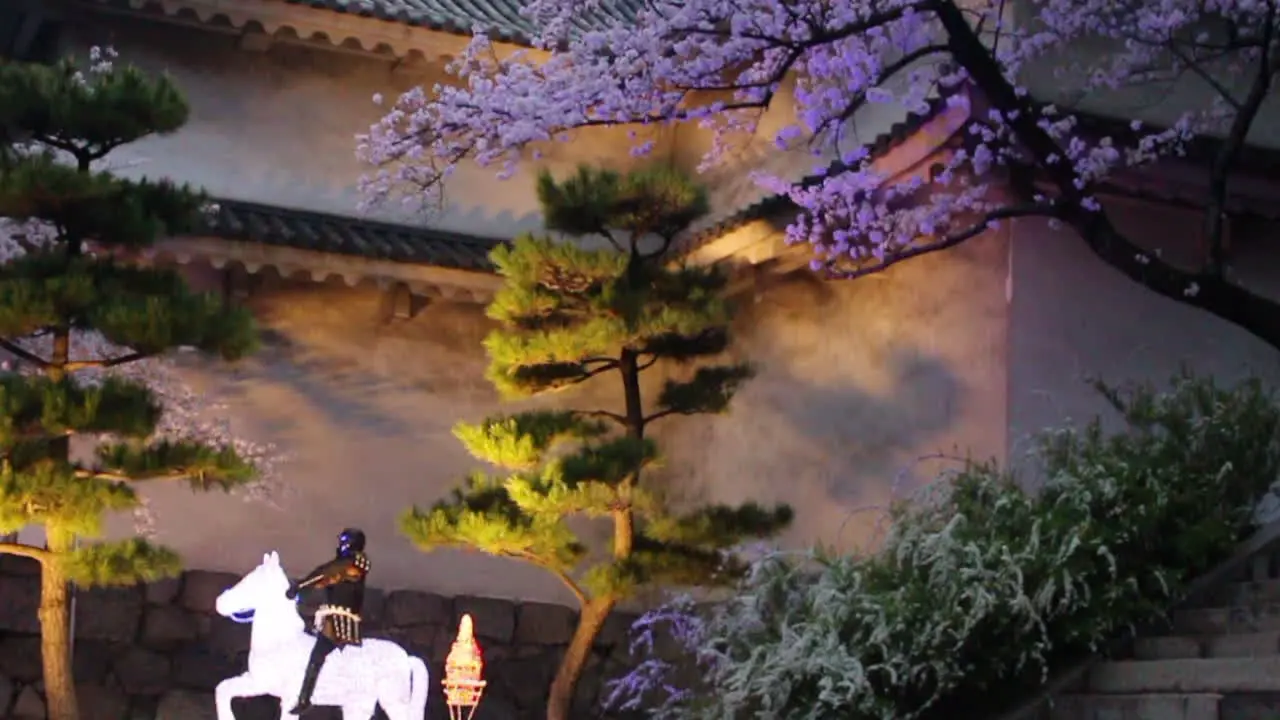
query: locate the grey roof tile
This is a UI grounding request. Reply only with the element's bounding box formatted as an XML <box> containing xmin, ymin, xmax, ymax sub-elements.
<box><xmin>197</xmin><ymin>197</ymin><xmax>503</xmax><ymax>271</ymax></box>
<box><xmin>282</xmin><ymin>0</ymin><xmax>647</xmax><ymax>44</ymax></box>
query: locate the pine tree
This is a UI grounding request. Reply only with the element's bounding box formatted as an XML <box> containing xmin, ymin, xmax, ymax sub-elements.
<box><xmin>400</xmin><ymin>165</ymin><xmax>793</xmax><ymax>720</ymax></box>
<box><xmin>0</xmin><ymin>50</ymin><xmax>257</xmax><ymax>720</ymax></box>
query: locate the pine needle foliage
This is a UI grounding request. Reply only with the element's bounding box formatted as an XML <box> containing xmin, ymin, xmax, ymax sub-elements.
<box><xmin>0</xmin><ymin>51</ymin><xmax>260</xmax><ymax>720</ymax></box>
<box><xmin>401</xmin><ymin>164</ymin><xmax>791</xmax><ymax>720</ymax></box>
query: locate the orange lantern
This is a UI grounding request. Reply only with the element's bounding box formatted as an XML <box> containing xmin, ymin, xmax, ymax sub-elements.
<box><xmin>443</xmin><ymin>613</ymin><xmax>486</xmax><ymax>720</ymax></box>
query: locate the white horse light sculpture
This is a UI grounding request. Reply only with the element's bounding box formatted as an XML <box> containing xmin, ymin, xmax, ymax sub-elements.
<box><xmin>214</xmin><ymin>551</ymin><xmax>430</xmax><ymax>720</ymax></box>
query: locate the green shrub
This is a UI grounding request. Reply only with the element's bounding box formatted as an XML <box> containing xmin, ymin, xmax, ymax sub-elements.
<box><xmin>605</xmin><ymin>373</ymin><xmax>1280</xmax><ymax>719</ymax></box>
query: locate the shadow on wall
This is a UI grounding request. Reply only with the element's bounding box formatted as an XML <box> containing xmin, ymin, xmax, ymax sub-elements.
<box><xmin>654</xmin><ymin>263</ymin><xmax>997</xmax><ymax>555</ymax></box>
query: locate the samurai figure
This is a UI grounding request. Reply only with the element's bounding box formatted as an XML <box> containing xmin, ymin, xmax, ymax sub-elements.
<box><xmin>285</xmin><ymin>527</ymin><xmax>371</xmax><ymax>715</ymax></box>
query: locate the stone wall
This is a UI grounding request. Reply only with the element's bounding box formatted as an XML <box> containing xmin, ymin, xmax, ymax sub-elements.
<box><xmin>0</xmin><ymin>557</ymin><xmax>641</xmax><ymax>720</ymax></box>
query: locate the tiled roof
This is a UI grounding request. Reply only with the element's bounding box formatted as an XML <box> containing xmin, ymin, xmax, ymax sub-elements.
<box><xmin>672</xmin><ymin>91</ymin><xmax>961</xmax><ymax>257</ymax></box>
<box><xmin>281</xmin><ymin>0</ymin><xmax>646</xmax><ymax>44</ymax></box>
<box><xmin>197</xmin><ymin>197</ymin><xmax>503</xmax><ymax>271</ymax></box>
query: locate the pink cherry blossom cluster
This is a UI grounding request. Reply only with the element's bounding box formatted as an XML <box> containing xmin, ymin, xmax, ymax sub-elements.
<box><xmin>357</xmin><ymin>0</ymin><xmax>1275</xmax><ymax>275</ymax></box>
<box><xmin>0</xmin><ymin>221</ymin><xmax>292</xmax><ymax>535</ymax></box>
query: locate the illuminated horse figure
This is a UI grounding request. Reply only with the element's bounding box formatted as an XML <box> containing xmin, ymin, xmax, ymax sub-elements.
<box><xmin>214</xmin><ymin>551</ymin><xmax>429</xmax><ymax>720</ymax></box>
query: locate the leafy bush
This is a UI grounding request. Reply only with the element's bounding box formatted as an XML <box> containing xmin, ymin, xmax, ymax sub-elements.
<box><xmin>604</xmin><ymin>373</ymin><xmax>1280</xmax><ymax>719</ymax></box>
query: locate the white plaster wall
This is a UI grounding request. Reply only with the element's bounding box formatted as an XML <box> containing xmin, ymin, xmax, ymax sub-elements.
<box><xmin>1007</xmin><ymin>0</ymin><xmax>1280</xmax><ymax>149</ymax></box>
<box><xmin>64</xmin><ymin>15</ymin><xmax>671</xmax><ymax>238</ymax></box>
<box><xmin>1008</xmin><ymin>204</ymin><xmax>1280</xmax><ymax>478</ymax></box>
<box><xmin>101</xmin><ymin>223</ymin><xmax>1008</xmax><ymax>601</ymax></box>
<box><xmin>658</xmin><ymin>230</ymin><xmax>1010</xmax><ymax>555</ymax></box>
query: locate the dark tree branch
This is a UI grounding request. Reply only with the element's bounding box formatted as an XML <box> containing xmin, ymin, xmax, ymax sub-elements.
<box><xmin>933</xmin><ymin>0</ymin><xmax>1280</xmax><ymax>350</ymax></box>
<box><xmin>63</xmin><ymin>351</ymin><xmax>153</xmax><ymax>372</ymax></box>
<box><xmin>575</xmin><ymin>409</ymin><xmax>629</xmax><ymax>426</ymax></box>
<box><xmin>827</xmin><ymin>204</ymin><xmax>1057</xmax><ymax>280</ymax></box>
<box><xmin>0</xmin><ymin>339</ymin><xmax>48</xmax><ymax>369</ymax></box>
<box><xmin>1203</xmin><ymin>7</ymin><xmax>1278</xmax><ymax>275</ymax></box>
<box><xmin>642</xmin><ymin>408</ymin><xmax>682</xmax><ymax>424</ymax></box>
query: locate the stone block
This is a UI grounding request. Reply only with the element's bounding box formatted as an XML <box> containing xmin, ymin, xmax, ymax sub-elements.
<box><xmin>206</xmin><ymin>615</ymin><xmax>252</xmax><ymax>658</ymax></box>
<box><xmin>144</xmin><ymin>577</ymin><xmax>182</xmax><ymax>606</ymax></box>
<box><xmin>384</xmin><ymin>590</ymin><xmax>451</xmax><ymax>627</ymax></box>
<box><xmin>114</xmin><ymin>646</ymin><xmax>173</xmax><ymax>695</ymax></box>
<box><xmin>156</xmin><ymin>689</ymin><xmax>217</xmax><ymax>720</ymax></box>
<box><xmin>362</xmin><ymin>587</ymin><xmax>386</xmax><ymax>627</ymax></box>
<box><xmin>13</xmin><ymin>684</ymin><xmax>44</xmax><ymax>717</ymax></box>
<box><xmin>488</xmin><ymin>649</ymin><xmax>559</xmax><ymax>711</ymax></box>
<box><xmin>179</xmin><ymin>570</ymin><xmax>239</xmax><ymax>613</ymax></box>
<box><xmin>595</xmin><ymin>612</ymin><xmax>639</xmax><ymax>650</ymax></box>
<box><xmin>1088</xmin><ymin>657</ymin><xmax>1280</xmax><ymax>694</ymax></box>
<box><xmin>1133</xmin><ymin>636</ymin><xmax>1202</xmax><ymax>660</ymax></box>
<box><xmin>73</xmin><ymin>640</ymin><xmax>117</xmax><ymax>684</ymax></box>
<box><xmin>454</xmin><ymin>595</ymin><xmax>516</xmax><ymax>644</ymax></box>
<box><xmin>78</xmin><ymin>682</ymin><xmax>131</xmax><ymax>720</ymax></box>
<box><xmin>0</xmin><ymin>554</ymin><xmax>40</xmax><ymax>576</ymax></box>
<box><xmin>142</xmin><ymin>605</ymin><xmax>200</xmax><ymax>649</ymax></box>
<box><xmin>1208</xmin><ymin>632</ymin><xmax>1280</xmax><ymax>658</ymax></box>
<box><xmin>1049</xmin><ymin>693</ymin><xmax>1220</xmax><ymax>720</ymax></box>
<box><xmin>231</xmin><ymin>695</ymin><xmax>283</xmax><ymax>720</ymax></box>
<box><xmin>385</xmin><ymin>624</ymin><xmax>439</xmax><ymax>659</ymax></box>
<box><xmin>0</xmin><ymin>635</ymin><xmax>42</xmax><ymax>681</ymax></box>
<box><xmin>515</xmin><ymin>601</ymin><xmax>577</xmax><ymax>646</ymax></box>
<box><xmin>172</xmin><ymin>647</ymin><xmax>240</xmax><ymax>692</ymax></box>
<box><xmin>1221</xmin><ymin>693</ymin><xmax>1280</xmax><ymax>720</ymax></box>
<box><xmin>0</xmin><ymin>572</ymin><xmax>39</xmax><ymax>634</ymax></box>
<box><xmin>75</xmin><ymin>585</ymin><xmax>143</xmax><ymax>642</ymax></box>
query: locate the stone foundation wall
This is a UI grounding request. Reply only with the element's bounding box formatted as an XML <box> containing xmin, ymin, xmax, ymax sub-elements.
<box><xmin>0</xmin><ymin>557</ymin><xmax>643</xmax><ymax>719</ymax></box>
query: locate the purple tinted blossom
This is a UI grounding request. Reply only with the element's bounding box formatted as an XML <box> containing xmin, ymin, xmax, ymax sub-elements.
<box><xmin>358</xmin><ymin>0</ymin><xmax>1272</xmax><ymax>276</ymax></box>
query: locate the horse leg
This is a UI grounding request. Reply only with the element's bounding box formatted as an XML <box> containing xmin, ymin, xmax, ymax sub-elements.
<box><xmin>215</xmin><ymin>673</ymin><xmax>268</xmax><ymax>720</ymax></box>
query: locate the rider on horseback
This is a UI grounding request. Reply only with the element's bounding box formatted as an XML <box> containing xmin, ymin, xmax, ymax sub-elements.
<box><xmin>285</xmin><ymin>527</ymin><xmax>371</xmax><ymax>715</ymax></box>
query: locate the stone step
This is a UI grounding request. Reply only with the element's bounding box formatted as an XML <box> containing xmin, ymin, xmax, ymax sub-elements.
<box><xmin>1088</xmin><ymin>657</ymin><xmax>1280</xmax><ymax>694</ymax></box>
<box><xmin>1219</xmin><ymin>693</ymin><xmax>1280</xmax><ymax>720</ymax></box>
<box><xmin>1049</xmin><ymin>693</ymin><xmax>1220</xmax><ymax>720</ymax></box>
<box><xmin>1174</xmin><ymin>606</ymin><xmax>1280</xmax><ymax>635</ymax></box>
<box><xmin>1133</xmin><ymin>633</ymin><xmax>1280</xmax><ymax>660</ymax></box>
<box><xmin>1215</xmin><ymin>580</ymin><xmax>1280</xmax><ymax>607</ymax></box>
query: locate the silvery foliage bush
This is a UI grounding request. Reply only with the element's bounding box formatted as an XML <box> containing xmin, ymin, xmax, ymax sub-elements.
<box><xmin>605</xmin><ymin>374</ymin><xmax>1280</xmax><ymax>719</ymax></box>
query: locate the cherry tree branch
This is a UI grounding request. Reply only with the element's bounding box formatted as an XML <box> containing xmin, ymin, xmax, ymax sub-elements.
<box><xmin>934</xmin><ymin>0</ymin><xmax>1280</xmax><ymax>347</ymax></box>
<box><xmin>1203</xmin><ymin>7</ymin><xmax>1279</xmax><ymax>275</ymax></box>
<box><xmin>828</xmin><ymin>204</ymin><xmax>1058</xmax><ymax>280</ymax></box>
<box><xmin>63</xmin><ymin>351</ymin><xmax>154</xmax><ymax>372</ymax></box>
<box><xmin>0</xmin><ymin>339</ymin><xmax>48</xmax><ymax>368</ymax></box>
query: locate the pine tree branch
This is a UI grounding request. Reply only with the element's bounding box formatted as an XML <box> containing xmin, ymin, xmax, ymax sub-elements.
<box><xmin>642</xmin><ymin>408</ymin><xmax>681</xmax><ymax>424</ymax></box>
<box><xmin>63</xmin><ymin>351</ymin><xmax>154</xmax><ymax>372</ymax></box>
<box><xmin>0</xmin><ymin>339</ymin><xmax>48</xmax><ymax>368</ymax></box>
<box><xmin>542</xmin><ymin>562</ymin><xmax>588</xmax><ymax>605</ymax></box>
<box><xmin>0</xmin><ymin>542</ymin><xmax>50</xmax><ymax>563</ymax></box>
<box><xmin>575</xmin><ymin>409</ymin><xmax>628</xmax><ymax>426</ymax></box>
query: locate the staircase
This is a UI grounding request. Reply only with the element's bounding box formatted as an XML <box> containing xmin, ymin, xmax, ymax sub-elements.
<box><xmin>1051</xmin><ymin>554</ymin><xmax>1280</xmax><ymax>720</ymax></box>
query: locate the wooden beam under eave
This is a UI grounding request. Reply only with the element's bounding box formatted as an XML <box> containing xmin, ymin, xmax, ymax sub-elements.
<box><xmin>238</xmin><ymin>27</ymin><xmax>275</xmax><ymax>52</ymax></box>
<box><xmin>152</xmin><ymin>235</ymin><xmax>503</xmax><ymax>300</ymax></box>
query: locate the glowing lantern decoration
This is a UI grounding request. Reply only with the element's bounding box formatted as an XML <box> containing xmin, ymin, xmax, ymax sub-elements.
<box><xmin>443</xmin><ymin>613</ymin><xmax>486</xmax><ymax>719</ymax></box>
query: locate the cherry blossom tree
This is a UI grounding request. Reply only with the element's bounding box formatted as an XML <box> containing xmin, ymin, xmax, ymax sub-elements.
<box><xmin>359</xmin><ymin>0</ymin><xmax>1280</xmax><ymax>347</ymax></box>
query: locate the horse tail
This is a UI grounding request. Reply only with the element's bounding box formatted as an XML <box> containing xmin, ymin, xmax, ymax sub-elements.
<box><xmin>407</xmin><ymin>655</ymin><xmax>430</xmax><ymax>720</ymax></box>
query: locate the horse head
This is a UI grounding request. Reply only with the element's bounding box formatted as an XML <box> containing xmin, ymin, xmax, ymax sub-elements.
<box><xmin>216</xmin><ymin>551</ymin><xmax>294</xmax><ymax>624</ymax></box>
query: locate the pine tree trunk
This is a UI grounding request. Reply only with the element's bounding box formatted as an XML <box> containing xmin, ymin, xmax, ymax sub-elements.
<box><xmin>546</xmin><ymin>597</ymin><xmax>615</xmax><ymax>720</ymax></box>
<box><xmin>40</xmin><ymin>533</ymin><xmax>79</xmax><ymax>720</ymax></box>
